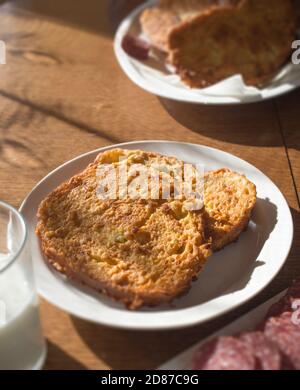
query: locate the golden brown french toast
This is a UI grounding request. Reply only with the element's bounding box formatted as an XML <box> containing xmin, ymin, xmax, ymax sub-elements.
<box><xmin>204</xmin><ymin>168</ymin><xmax>257</xmax><ymax>251</ymax></box>
<box><xmin>36</xmin><ymin>149</ymin><xmax>211</xmax><ymax>309</ymax></box>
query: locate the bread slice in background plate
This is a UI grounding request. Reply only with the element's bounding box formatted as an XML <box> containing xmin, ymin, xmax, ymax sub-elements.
<box><xmin>140</xmin><ymin>0</ymin><xmax>238</xmax><ymax>52</ymax></box>
<box><xmin>168</xmin><ymin>0</ymin><xmax>296</xmax><ymax>88</ymax></box>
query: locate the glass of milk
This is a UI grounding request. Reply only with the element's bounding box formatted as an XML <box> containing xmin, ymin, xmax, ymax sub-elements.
<box><xmin>0</xmin><ymin>201</ymin><xmax>46</xmax><ymax>370</ymax></box>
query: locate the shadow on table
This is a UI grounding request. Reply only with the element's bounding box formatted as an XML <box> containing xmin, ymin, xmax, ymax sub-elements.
<box><xmin>276</xmin><ymin>206</ymin><xmax>300</xmax><ymax>283</ymax></box>
<box><xmin>159</xmin><ymin>88</ymin><xmax>300</xmax><ymax>148</ymax></box>
<box><xmin>71</xmin><ymin>314</ymin><xmax>234</xmax><ymax>370</ymax></box>
<box><xmin>11</xmin><ymin>0</ymin><xmax>144</xmax><ymax>36</ymax></box>
<box><xmin>159</xmin><ymin>98</ymin><xmax>281</xmax><ymax>147</ymax></box>
<box><xmin>10</xmin><ymin>0</ymin><xmax>110</xmax><ymax>35</ymax></box>
<box><xmin>44</xmin><ymin>341</ymin><xmax>87</xmax><ymax>370</ymax></box>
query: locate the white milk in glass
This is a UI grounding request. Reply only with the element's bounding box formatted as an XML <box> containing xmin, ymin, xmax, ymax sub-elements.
<box><xmin>0</xmin><ymin>203</ymin><xmax>46</xmax><ymax>370</ymax></box>
<box><xmin>0</xmin><ymin>256</ymin><xmax>46</xmax><ymax>370</ymax></box>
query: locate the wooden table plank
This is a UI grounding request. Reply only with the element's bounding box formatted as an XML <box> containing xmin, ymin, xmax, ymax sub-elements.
<box><xmin>0</xmin><ymin>0</ymin><xmax>299</xmax><ymax>370</ymax></box>
<box><xmin>276</xmin><ymin>89</ymin><xmax>300</xmax><ymax>205</ymax></box>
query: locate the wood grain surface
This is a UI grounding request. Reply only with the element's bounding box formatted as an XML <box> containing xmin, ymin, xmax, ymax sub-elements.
<box><xmin>0</xmin><ymin>0</ymin><xmax>299</xmax><ymax>370</ymax></box>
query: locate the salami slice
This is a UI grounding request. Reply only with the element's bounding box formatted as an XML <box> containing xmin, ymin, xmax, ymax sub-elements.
<box><xmin>193</xmin><ymin>336</ymin><xmax>255</xmax><ymax>370</ymax></box>
<box><xmin>121</xmin><ymin>34</ymin><xmax>150</xmax><ymax>61</ymax></box>
<box><xmin>264</xmin><ymin>312</ymin><xmax>300</xmax><ymax>370</ymax></box>
<box><xmin>239</xmin><ymin>332</ymin><xmax>281</xmax><ymax>370</ymax></box>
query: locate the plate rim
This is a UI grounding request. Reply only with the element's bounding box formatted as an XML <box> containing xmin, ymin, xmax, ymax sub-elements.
<box><xmin>20</xmin><ymin>140</ymin><xmax>294</xmax><ymax>330</ymax></box>
<box><xmin>114</xmin><ymin>0</ymin><xmax>299</xmax><ymax>106</ymax></box>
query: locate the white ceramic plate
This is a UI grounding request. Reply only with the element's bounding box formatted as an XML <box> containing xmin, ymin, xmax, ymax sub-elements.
<box><xmin>159</xmin><ymin>291</ymin><xmax>286</xmax><ymax>369</ymax></box>
<box><xmin>20</xmin><ymin>141</ymin><xmax>293</xmax><ymax>330</ymax></box>
<box><xmin>114</xmin><ymin>0</ymin><xmax>300</xmax><ymax>105</ymax></box>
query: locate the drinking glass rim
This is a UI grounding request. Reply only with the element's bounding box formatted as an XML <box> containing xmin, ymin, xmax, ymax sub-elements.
<box><xmin>0</xmin><ymin>200</ymin><xmax>27</xmax><ymax>274</ymax></box>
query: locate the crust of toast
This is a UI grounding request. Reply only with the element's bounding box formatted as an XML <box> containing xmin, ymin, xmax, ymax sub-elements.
<box><xmin>36</xmin><ymin>149</ymin><xmax>211</xmax><ymax>309</ymax></box>
<box><xmin>168</xmin><ymin>0</ymin><xmax>296</xmax><ymax>88</ymax></box>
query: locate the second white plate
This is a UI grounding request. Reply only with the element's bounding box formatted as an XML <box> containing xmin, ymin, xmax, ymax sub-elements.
<box><xmin>20</xmin><ymin>141</ymin><xmax>293</xmax><ymax>330</ymax></box>
<box><xmin>114</xmin><ymin>0</ymin><xmax>300</xmax><ymax>105</ymax></box>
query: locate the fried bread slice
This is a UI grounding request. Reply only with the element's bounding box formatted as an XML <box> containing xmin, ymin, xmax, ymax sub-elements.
<box><xmin>140</xmin><ymin>0</ymin><xmax>238</xmax><ymax>51</ymax></box>
<box><xmin>168</xmin><ymin>0</ymin><xmax>296</xmax><ymax>88</ymax></box>
<box><xmin>204</xmin><ymin>168</ymin><xmax>257</xmax><ymax>251</ymax></box>
<box><xmin>36</xmin><ymin>149</ymin><xmax>211</xmax><ymax>309</ymax></box>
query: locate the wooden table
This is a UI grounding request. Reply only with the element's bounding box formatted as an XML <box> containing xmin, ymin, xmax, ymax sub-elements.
<box><xmin>0</xmin><ymin>0</ymin><xmax>299</xmax><ymax>370</ymax></box>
